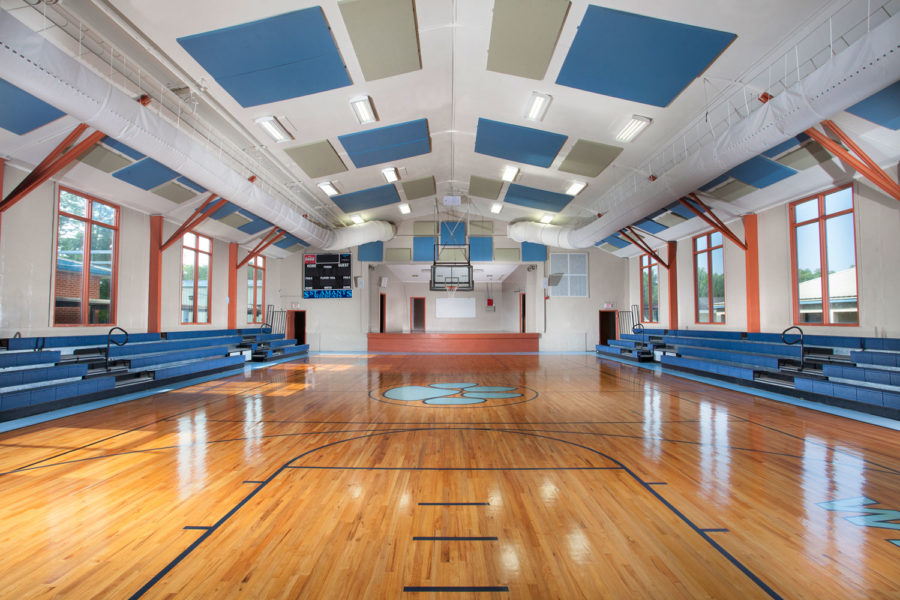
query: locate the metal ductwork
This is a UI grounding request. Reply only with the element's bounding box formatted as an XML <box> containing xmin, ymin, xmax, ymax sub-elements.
<box><xmin>0</xmin><ymin>9</ymin><xmax>395</xmax><ymax>251</ymax></box>
<box><xmin>509</xmin><ymin>12</ymin><xmax>900</xmax><ymax>249</ymax></box>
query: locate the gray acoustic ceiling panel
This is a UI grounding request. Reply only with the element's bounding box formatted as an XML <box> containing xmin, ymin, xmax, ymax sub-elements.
<box><xmin>558</xmin><ymin>140</ymin><xmax>623</xmax><ymax>177</ymax></box>
<box><xmin>401</xmin><ymin>176</ymin><xmax>436</xmax><ymax>200</ymax></box>
<box><xmin>709</xmin><ymin>179</ymin><xmax>757</xmax><ymax>202</ymax></box>
<box><xmin>652</xmin><ymin>212</ymin><xmax>687</xmax><ymax>227</ymax></box>
<box><xmin>285</xmin><ymin>140</ymin><xmax>348</xmax><ymax>177</ymax></box>
<box><xmin>151</xmin><ymin>181</ymin><xmax>197</xmax><ymax>204</ymax></box>
<box><xmin>339</xmin><ymin>0</ymin><xmax>421</xmax><ymax>81</ymax></box>
<box><xmin>775</xmin><ymin>141</ymin><xmax>832</xmax><ymax>171</ymax></box>
<box><xmin>468</xmin><ymin>175</ymin><xmax>504</xmax><ymax>199</ymax></box>
<box><xmin>78</xmin><ymin>145</ymin><xmax>133</xmax><ymax>173</ymax></box>
<box><xmin>219</xmin><ymin>211</ymin><xmax>254</xmax><ymax>229</ymax></box>
<box><xmin>597</xmin><ymin>242</ymin><xmax>619</xmax><ymax>253</ymax></box>
<box><xmin>486</xmin><ymin>0</ymin><xmax>569</xmax><ymax>80</ymax></box>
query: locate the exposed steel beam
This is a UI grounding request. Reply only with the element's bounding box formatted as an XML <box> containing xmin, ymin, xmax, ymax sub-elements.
<box><xmin>236</xmin><ymin>227</ymin><xmax>285</xmax><ymax>269</ymax></box>
<box><xmin>619</xmin><ymin>227</ymin><xmax>668</xmax><ymax>269</ymax></box>
<box><xmin>0</xmin><ymin>124</ymin><xmax>104</xmax><ymax>213</ymax></box>
<box><xmin>160</xmin><ymin>194</ymin><xmax>226</xmax><ymax>251</ymax></box>
<box><xmin>683</xmin><ymin>194</ymin><xmax>748</xmax><ymax>251</ymax></box>
<box><xmin>815</xmin><ymin>120</ymin><xmax>900</xmax><ymax>201</ymax></box>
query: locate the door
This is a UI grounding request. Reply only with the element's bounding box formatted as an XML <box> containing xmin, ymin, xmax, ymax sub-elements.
<box><xmin>379</xmin><ymin>293</ymin><xmax>386</xmax><ymax>334</ymax></box>
<box><xmin>410</xmin><ymin>297</ymin><xmax>425</xmax><ymax>332</ymax></box>
<box><xmin>598</xmin><ymin>309</ymin><xmax>618</xmax><ymax>345</ymax></box>
<box><xmin>519</xmin><ymin>293</ymin><xmax>526</xmax><ymax>333</ymax></box>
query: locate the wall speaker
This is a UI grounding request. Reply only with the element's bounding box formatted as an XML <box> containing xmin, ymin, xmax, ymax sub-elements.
<box><xmin>354</xmin><ymin>276</ymin><xmax>364</xmax><ymax>289</ymax></box>
<box><xmin>379</xmin><ymin>277</ymin><xmax>389</xmax><ymax>288</ymax></box>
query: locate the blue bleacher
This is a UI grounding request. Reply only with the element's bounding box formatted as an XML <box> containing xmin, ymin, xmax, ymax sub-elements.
<box><xmin>108</xmin><ymin>335</ymin><xmax>243</xmax><ymax>358</ymax></box>
<box><xmin>1</xmin><ymin>376</ymin><xmax>116</xmax><ymax>412</ymax></box>
<box><xmin>152</xmin><ymin>354</ymin><xmax>245</xmax><ymax>380</ymax></box>
<box><xmin>252</xmin><ymin>344</ymin><xmax>309</xmax><ymax>361</ymax></box>
<box><xmin>660</xmin><ymin>354</ymin><xmax>756</xmax><ymax>381</ymax></box>
<box><xmin>0</xmin><ymin>350</ymin><xmax>61</xmax><ymax>368</ymax></box>
<box><xmin>675</xmin><ymin>346</ymin><xmax>781</xmax><ymax>370</ymax></box>
<box><xmin>747</xmin><ymin>332</ymin><xmax>863</xmax><ymax>349</ymax></box>
<box><xmin>667</xmin><ymin>329</ymin><xmax>744</xmax><ymax>340</ymax></box>
<box><xmin>125</xmin><ymin>345</ymin><xmax>231</xmax><ymax>369</ymax></box>
<box><xmin>0</xmin><ymin>363</ymin><xmax>88</xmax><ymax>388</ymax></box>
<box><xmin>850</xmin><ymin>350</ymin><xmax>900</xmax><ymax>368</ymax></box>
<box><xmin>7</xmin><ymin>333</ymin><xmax>160</xmax><ymax>350</ymax></box>
<box><xmin>163</xmin><ymin>329</ymin><xmax>239</xmax><ymax>340</ymax></box>
<box><xmin>795</xmin><ymin>377</ymin><xmax>900</xmax><ymax>410</ymax></box>
<box><xmin>822</xmin><ymin>363</ymin><xmax>900</xmax><ymax>387</ymax></box>
<box><xmin>662</xmin><ymin>335</ymin><xmax>803</xmax><ymax>358</ymax></box>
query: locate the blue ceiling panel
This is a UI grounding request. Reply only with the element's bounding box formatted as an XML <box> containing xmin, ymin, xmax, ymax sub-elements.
<box><xmin>846</xmin><ymin>80</ymin><xmax>900</xmax><ymax>130</ymax></box>
<box><xmin>698</xmin><ymin>174</ymin><xmax>730</xmax><ymax>192</ymax></box>
<box><xmin>0</xmin><ymin>78</ymin><xmax>65</xmax><ymax>135</ymax></box>
<box><xmin>176</xmin><ymin>8</ymin><xmax>351</xmax><ymax>107</ymax></box>
<box><xmin>634</xmin><ymin>218</ymin><xmax>667</xmax><ymax>234</ymax></box>
<box><xmin>275</xmin><ymin>234</ymin><xmax>310</xmax><ymax>249</ymax></box>
<box><xmin>666</xmin><ymin>200</ymin><xmax>697</xmax><ymax>220</ymax></box>
<box><xmin>332</xmin><ymin>184</ymin><xmax>401</xmax><ymax>214</ymax></box>
<box><xmin>101</xmin><ymin>137</ymin><xmax>145</xmax><ymax>160</ymax></box>
<box><xmin>504</xmin><ymin>184</ymin><xmax>573</xmax><ymax>213</ymax></box>
<box><xmin>556</xmin><ymin>6</ymin><xmax>736</xmax><ymax>107</ymax></box>
<box><xmin>176</xmin><ymin>176</ymin><xmax>206</xmax><ymax>193</ymax></box>
<box><xmin>598</xmin><ymin>235</ymin><xmax>629</xmax><ymax>249</ymax></box>
<box><xmin>112</xmin><ymin>158</ymin><xmax>179</xmax><ymax>190</ymax></box>
<box><xmin>762</xmin><ymin>133</ymin><xmax>810</xmax><ymax>158</ymax></box>
<box><xmin>238</xmin><ymin>217</ymin><xmax>273</xmax><ymax>235</ymax></box>
<box><xmin>338</xmin><ymin>119</ymin><xmax>431</xmax><ymax>167</ymax></box>
<box><xmin>726</xmin><ymin>155</ymin><xmax>797</xmax><ymax>188</ymax></box>
<box><xmin>474</xmin><ymin>118</ymin><xmax>567</xmax><ymax>167</ymax></box>
<box><xmin>210</xmin><ymin>201</ymin><xmax>240</xmax><ymax>220</ymax></box>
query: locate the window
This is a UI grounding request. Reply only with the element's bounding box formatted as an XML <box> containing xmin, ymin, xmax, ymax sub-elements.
<box><xmin>640</xmin><ymin>254</ymin><xmax>659</xmax><ymax>323</ymax></box>
<box><xmin>548</xmin><ymin>253</ymin><xmax>588</xmax><ymax>297</ymax></box>
<box><xmin>694</xmin><ymin>231</ymin><xmax>725</xmax><ymax>324</ymax></box>
<box><xmin>247</xmin><ymin>255</ymin><xmax>265</xmax><ymax>324</ymax></box>
<box><xmin>789</xmin><ymin>185</ymin><xmax>858</xmax><ymax>325</ymax></box>
<box><xmin>181</xmin><ymin>233</ymin><xmax>212</xmax><ymax>324</ymax></box>
<box><xmin>53</xmin><ymin>188</ymin><xmax>118</xmax><ymax>325</ymax></box>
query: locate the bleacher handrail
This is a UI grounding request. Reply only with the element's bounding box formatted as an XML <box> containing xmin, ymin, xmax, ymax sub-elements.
<box><xmin>782</xmin><ymin>326</ymin><xmax>805</xmax><ymax>372</ymax></box>
<box><xmin>106</xmin><ymin>327</ymin><xmax>129</xmax><ymax>371</ymax></box>
<box><xmin>633</xmin><ymin>322</ymin><xmax>646</xmax><ymax>346</ymax></box>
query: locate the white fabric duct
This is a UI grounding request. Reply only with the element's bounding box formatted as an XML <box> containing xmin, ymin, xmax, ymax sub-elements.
<box><xmin>510</xmin><ymin>12</ymin><xmax>900</xmax><ymax>249</ymax></box>
<box><xmin>0</xmin><ymin>9</ymin><xmax>395</xmax><ymax>251</ymax></box>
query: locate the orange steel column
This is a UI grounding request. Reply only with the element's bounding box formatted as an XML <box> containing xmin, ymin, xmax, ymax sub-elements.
<box><xmin>667</xmin><ymin>241</ymin><xmax>678</xmax><ymax>331</ymax></box>
<box><xmin>228</xmin><ymin>242</ymin><xmax>238</xmax><ymax>329</ymax></box>
<box><xmin>744</xmin><ymin>214</ymin><xmax>761</xmax><ymax>332</ymax></box>
<box><xmin>148</xmin><ymin>215</ymin><xmax>164</xmax><ymax>333</ymax></box>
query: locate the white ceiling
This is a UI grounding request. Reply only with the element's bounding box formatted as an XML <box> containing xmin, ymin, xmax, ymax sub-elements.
<box><xmin>1</xmin><ymin>0</ymin><xmax>898</xmax><ymax>255</ymax></box>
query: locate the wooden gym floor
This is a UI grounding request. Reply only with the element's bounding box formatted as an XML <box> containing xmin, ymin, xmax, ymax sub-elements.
<box><xmin>0</xmin><ymin>353</ymin><xmax>898</xmax><ymax>599</ymax></box>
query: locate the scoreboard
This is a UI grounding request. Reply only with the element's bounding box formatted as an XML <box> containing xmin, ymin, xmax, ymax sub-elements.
<box><xmin>303</xmin><ymin>253</ymin><xmax>352</xmax><ymax>298</ymax></box>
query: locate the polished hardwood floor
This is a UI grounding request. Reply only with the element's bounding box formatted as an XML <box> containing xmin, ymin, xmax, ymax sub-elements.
<box><xmin>0</xmin><ymin>354</ymin><xmax>898</xmax><ymax>599</ymax></box>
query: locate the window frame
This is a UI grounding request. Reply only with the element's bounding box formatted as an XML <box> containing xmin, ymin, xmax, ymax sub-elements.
<box><xmin>639</xmin><ymin>254</ymin><xmax>659</xmax><ymax>324</ymax></box>
<box><xmin>181</xmin><ymin>232</ymin><xmax>213</xmax><ymax>325</ymax></box>
<box><xmin>693</xmin><ymin>231</ymin><xmax>726</xmax><ymax>325</ymax></box>
<box><xmin>246</xmin><ymin>255</ymin><xmax>266</xmax><ymax>325</ymax></box>
<box><xmin>52</xmin><ymin>186</ymin><xmax>120</xmax><ymax>327</ymax></box>
<box><xmin>788</xmin><ymin>183</ymin><xmax>859</xmax><ymax>326</ymax></box>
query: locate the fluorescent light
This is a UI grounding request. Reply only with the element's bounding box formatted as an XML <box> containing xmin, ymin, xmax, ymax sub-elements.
<box><xmin>254</xmin><ymin>115</ymin><xmax>292</xmax><ymax>143</ymax></box>
<box><xmin>317</xmin><ymin>181</ymin><xmax>339</xmax><ymax>196</ymax></box>
<box><xmin>566</xmin><ymin>181</ymin><xmax>587</xmax><ymax>196</ymax></box>
<box><xmin>351</xmin><ymin>215</ymin><xmax>365</xmax><ymax>225</ymax></box>
<box><xmin>349</xmin><ymin>95</ymin><xmax>376</xmax><ymax>124</ymax></box>
<box><xmin>501</xmin><ymin>165</ymin><xmax>519</xmax><ymax>182</ymax></box>
<box><xmin>525</xmin><ymin>92</ymin><xmax>552</xmax><ymax>121</ymax></box>
<box><xmin>615</xmin><ymin>115</ymin><xmax>652</xmax><ymax>143</ymax></box>
<box><xmin>381</xmin><ymin>167</ymin><xmax>399</xmax><ymax>183</ymax></box>
<box><xmin>398</xmin><ymin>202</ymin><xmax>411</xmax><ymax>214</ymax></box>
<box><xmin>540</xmin><ymin>214</ymin><xmax>553</xmax><ymax>224</ymax></box>
<box><xmin>490</xmin><ymin>202</ymin><xmax>503</xmax><ymax>214</ymax></box>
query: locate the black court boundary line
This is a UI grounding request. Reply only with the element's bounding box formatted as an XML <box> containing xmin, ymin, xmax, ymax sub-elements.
<box><xmin>127</xmin><ymin>427</ymin><xmax>783</xmax><ymax>600</ymax></box>
<box><xmin>412</xmin><ymin>536</ymin><xmax>498</xmax><ymax>541</ymax></box>
<box><xmin>403</xmin><ymin>586</ymin><xmax>509</xmax><ymax>592</ymax></box>
<box><xmin>2</xmin><ymin>378</ymin><xmax>273</xmax><ymax>475</ymax></box>
<box><xmin>419</xmin><ymin>502</ymin><xmax>489</xmax><ymax>506</ymax></box>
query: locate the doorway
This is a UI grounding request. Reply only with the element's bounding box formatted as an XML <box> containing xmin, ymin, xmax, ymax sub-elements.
<box><xmin>379</xmin><ymin>293</ymin><xmax>386</xmax><ymax>333</ymax></box>
<box><xmin>598</xmin><ymin>309</ymin><xmax>618</xmax><ymax>346</ymax></box>
<box><xmin>410</xmin><ymin>297</ymin><xmax>425</xmax><ymax>332</ymax></box>
<box><xmin>519</xmin><ymin>293</ymin><xmax>526</xmax><ymax>333</ymax></box>
<box><xmin>287</xmin><ymin>310</ymin><xmax>306</xmax><ymax>345</ymax></box>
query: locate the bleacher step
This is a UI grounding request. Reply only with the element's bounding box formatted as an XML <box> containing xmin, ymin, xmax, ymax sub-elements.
<box><xmin>115</xmin><ymin>374</ymin><xmax>155</xmax><ymax>388</ymax></box>
<box><xmin>755</xmin><ymin>374</ymin><xmax>796</xmax><ymax>389</ymax></box>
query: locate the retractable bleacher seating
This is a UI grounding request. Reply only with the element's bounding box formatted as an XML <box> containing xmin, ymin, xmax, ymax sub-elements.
<box><xmin>0</xmin><ymin>326</ymin><xmax>308</xmax><ymax>421</ymax></box>
<box><xmin>597</xmin><ymin>328</ymin><xmax>900</xmax><ymax>419</ymax></box>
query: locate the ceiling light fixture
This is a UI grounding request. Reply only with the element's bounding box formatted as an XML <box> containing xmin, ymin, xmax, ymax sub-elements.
<box><xmin>540</xmin><ymin>214</ymin><xmax>554</xmax><ymax>224</ymax></box>
<box><xmin>525</xmin><ymin>92</ymin><xmax>552</xmax><ymax>121</ymax></box>
<box><xmin>615</xmin><ymin>115</ymin><xmax>652</xmax><ymax>143</ymax></box>
<box><xmin>349</xmin><ymin>95</ymin><xmax>377</xmax><ymax>124</ymax></box>
<box><xmin>566</xmin><ymin>181</ymin><xmax>587</xmax><ymax>196</ymax></box>
<box><xmin>490</xmin><ymin>202</ymin><xmax>503</xmax><ymax>214</ymax></box>
<box><xmin>317</xmin><ymin>181</ymin><xmax>339</xmax><ymax>196</ymax></box>
<box><xmin>254</xmin><ymin>115</ymin><xmax>293</xmax><ymax>143</ymax></box>
<box><xmin>351</xmin><ymin>214</ymin><xmax>365</xmax><ymax>225</ymax></box>
<box><xmin>398</xmin><ymin>202</ymin><xmax>411</xmax><ymax>214</ymax></box>
<box><xmin>501</xmin><ymin>165</ymin><xmax>519</xmax><ymax>182</ymax></box>
<box><xmin>381</xmin><ymin>167</ymin><xmax>399</xmax><ymax>183</ymax></box>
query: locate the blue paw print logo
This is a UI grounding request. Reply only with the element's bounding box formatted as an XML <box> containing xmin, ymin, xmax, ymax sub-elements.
<box><xmin>372</xmin><ymin>382</ymin><xmax>536</xmax><ymax>407</ymax></box>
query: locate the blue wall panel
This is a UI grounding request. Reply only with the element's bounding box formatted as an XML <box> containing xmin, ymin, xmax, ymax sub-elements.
<box><xmin>440</xmin><ymin>221</ymin><xmax>466</xmax><ymax>245</ymax></box>
<box><xmin>469</xmin><ymin>236</ymin><xmax>493</xmax><ymax>261</ymax></box>
<box><xmin>474</xmin><ymin>118</ymin><xmax>567</xmax><ymax>168</ymax></box>
<box><xmin>521</xmin><ymin>242</ymin><xmax>547</xmax><ymax>262</ymax></box>
<box><xmin>413</xmin><ymin>237</ymin><xmax>435</xmax><ymax>262</ymax></box>
<box><xmin>358</xmin><ymin>241</ymin><xmax>384</xmax><ymax>262</ymax></box>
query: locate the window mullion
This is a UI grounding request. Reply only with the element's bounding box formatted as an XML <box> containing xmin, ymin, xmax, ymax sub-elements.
<box><xmin>819</xmin><ymin>202</ymin><xmax>830</xmax><ymax>325</ymax></box>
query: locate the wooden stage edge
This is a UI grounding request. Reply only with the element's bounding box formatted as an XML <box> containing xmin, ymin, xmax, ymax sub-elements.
<box><xmin>367</xmin><ymin>332</ymin><xmax>540</xmax><ymax>353</ymax></box>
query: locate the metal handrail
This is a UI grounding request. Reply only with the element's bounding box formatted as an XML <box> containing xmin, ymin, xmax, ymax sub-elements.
<box><xmin>106</xmin><ymin>327</ymin><xmax>129</xmax><ymax>371</ymax></box>
<box><xmin>633</xmin><ymin>322</ymin><xmax>646</xmax><ymax>346</ymax></box>
<box><xmin>782</xmin><ymin>326</ymin><xmax>805</xmax><ymax>372</ymax></box>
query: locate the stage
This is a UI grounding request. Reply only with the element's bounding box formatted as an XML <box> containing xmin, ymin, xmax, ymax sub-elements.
<box><xmin>367</xmin><ymin>332</ymin><xmax>540</xmax><ymax>353</ymax></box>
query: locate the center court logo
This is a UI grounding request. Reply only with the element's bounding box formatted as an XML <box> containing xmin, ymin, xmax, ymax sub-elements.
<box><xmin>371</xmin><ymin>382</ymin><xmax>537</xmax><ymax>407</ymax></box>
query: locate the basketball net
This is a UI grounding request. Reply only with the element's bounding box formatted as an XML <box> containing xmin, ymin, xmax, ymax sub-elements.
<box><xmin>446</xmin><ymin>285</ymin><xmax>458</xmax><ymax>298</ymax></box>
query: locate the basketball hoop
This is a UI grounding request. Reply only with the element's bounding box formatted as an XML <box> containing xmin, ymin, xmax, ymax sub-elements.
<box><xmin>446</xmin><ymin>285</ymin><xmax>458</xmax><ymax>297</ymax></box>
